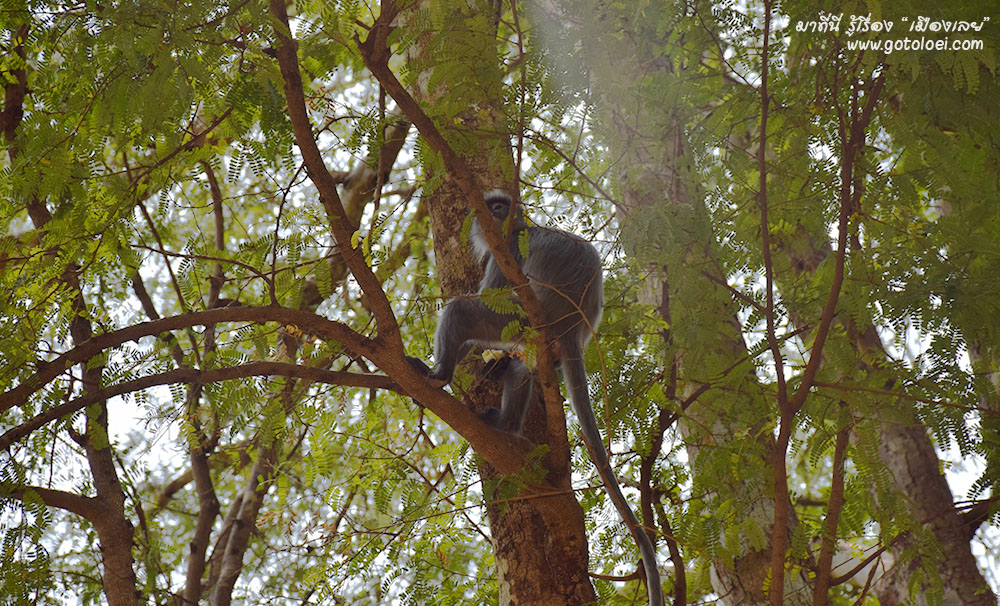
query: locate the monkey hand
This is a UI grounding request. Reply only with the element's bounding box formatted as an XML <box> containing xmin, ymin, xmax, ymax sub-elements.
<box><xmin>480</xmin><ymin>353</ymin><xmax>513</xmax><ymax>381</ymax></box>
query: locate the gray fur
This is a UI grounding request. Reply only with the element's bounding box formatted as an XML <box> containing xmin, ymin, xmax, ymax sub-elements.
<box><xmin>407</xmin><ymin>190</ymin><xmax>661</xmax><ymax>606</ymax></box>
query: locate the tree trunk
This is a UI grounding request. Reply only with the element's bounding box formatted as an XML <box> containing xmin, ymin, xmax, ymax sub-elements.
<box><xmin>781</xmin><ymin>226</ymin><xmax>995</xmax><ymax>605</ymax></box>
<box><xmin>872</xmin><ymin>423</ymin><xmax>995</xmax><ymax>605</ymax></box>
<box><xmin>403</xmin><ymin>2</ymin><xmax>596</xmax><ymax>603</ymax></box>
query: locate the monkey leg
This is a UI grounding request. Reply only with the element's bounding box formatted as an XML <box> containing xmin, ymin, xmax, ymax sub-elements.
<box><xmin>429</xmin><ymin>296</ymin><xmax>518</xmax><ymax>384</ymax></box>
<box><xmin>479</xmin><ymin>356</ymin><xmax>533</xmax><ymax>433</ymax></box>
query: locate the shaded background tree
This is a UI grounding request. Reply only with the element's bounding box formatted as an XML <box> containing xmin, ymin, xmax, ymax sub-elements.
<box><xmin>2</xmin><ymin>0</ymin><xmax>998</xmax><ymax>605</ymax></box>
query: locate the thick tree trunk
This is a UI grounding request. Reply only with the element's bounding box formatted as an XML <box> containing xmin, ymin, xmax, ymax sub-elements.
<box><xmin>474</xmin><ymin>381</ymin><xmax>596</xmax><ymax>604</ymax></box>
<box><xmin>872</xmin><ymin>423</ymin><xmax>995</xmax><ymax>605</ymax></box>
<box><xmin>572</xmin><ymin>2</ymin><xmax>994</xmax><ymax>599</ymax></box>
<box><xmin>402</xmin><ymin>2</ymin><xmax>596</xmax><ymax>603</ymax></box>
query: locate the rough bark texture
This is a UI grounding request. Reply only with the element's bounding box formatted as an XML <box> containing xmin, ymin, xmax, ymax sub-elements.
<box><xmin>872</xmin><ymin>423</ymin><xmax>994</xmax><ymax>605</ymax></box>
<box><xmin>472</xmin><ymin>381</ymin><xmax>596</xmax><ymax>605</ymax></box>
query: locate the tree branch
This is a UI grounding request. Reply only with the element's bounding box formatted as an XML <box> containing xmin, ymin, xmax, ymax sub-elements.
<box><xmin>209</xmin><ymin>444</ymin><xmax>276</xmax><ymax>606</ymax></box>
<box><xmin>266</xmin><ymin>3</ymin><xmax>541</xmax><ymax>483</ymax></box>
<box><xmin>352</xmin><ymin>0</ymin><xmax>570</xmax><ymax>468</ymax></box>
<box><xmin>0</xmin><ymin>362</ymin><xmax>401</xmax><ymax>452</ymax></box>
<box><xmin>0</xmin><ymin>23</ymin><xmax>28</xmax><ymax>149</ymax></box>
<box><xmin>0</xmin><ymin>306</ymin><xmax>376</xmax><ymax>415</ymax></box>
<box><xmin>813</xmin><ymin>421</ymin><xmax>851</xmax><ymax>604</ymax></box>
<box><xmin>2</xmin><ymin>302</ymin><xmax>538</xmax><ymax>476</ymax></box>
<box><xmin>1</xmin><ymin>485</ymin><xmax>99</xmax><ymax>520</ymax></box>
<box><xmin>268</xmin><ymin>0</ymin><xmax>400</xmax><ymax>346</ymax></box>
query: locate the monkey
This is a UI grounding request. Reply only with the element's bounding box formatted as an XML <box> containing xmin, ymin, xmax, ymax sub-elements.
<box><xmin>407</xmin><ymin>190</ymin><xmax>662</xmax><ymax>606</ymax></box>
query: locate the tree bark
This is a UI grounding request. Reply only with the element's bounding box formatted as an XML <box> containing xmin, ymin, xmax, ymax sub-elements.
<box><xmin>781</xmin><ymin>221</ymin><xmax>994</xmax><ymax>604</ymax></box>
<box><xmin>871</xmin><ymin>423</ymin><xmax>995</xmax><ymax>605</ymax></box>
<box><xmin>395</xmin><ymin>1</ymin><xmax>597</xmax><ymax>602</ymax></box>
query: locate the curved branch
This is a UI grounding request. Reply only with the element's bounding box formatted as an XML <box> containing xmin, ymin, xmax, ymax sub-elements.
<box><xmin>1</xmin><ymin>303</ymin><xmax>538</xmax><ymax>477</ymax></box>
<box><xmin>0</xmin><ymin>306</ymin><xmax>376</xmax><ymax>415</ymax></box>
<box><xmin>1</xmin><ymin>485</ymin><xmax>99</xmax><ymax>520</ymax></box>
<box><xmin>1</xmin><ymin>361</ymin><xmax>400</xmax><ymax>452</ymax></box>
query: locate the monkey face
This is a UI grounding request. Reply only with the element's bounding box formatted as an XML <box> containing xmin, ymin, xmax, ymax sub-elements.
<box><xmin>488</xmin><ymin>195</ymin><xmax>511</xmax><ymax>220</ymax></box>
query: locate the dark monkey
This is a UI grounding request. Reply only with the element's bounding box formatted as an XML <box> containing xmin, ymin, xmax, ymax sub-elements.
<box><xmin>407</xmin><ymin>190</ymin><xmax>662</xmax><ymax>606</ymax></box>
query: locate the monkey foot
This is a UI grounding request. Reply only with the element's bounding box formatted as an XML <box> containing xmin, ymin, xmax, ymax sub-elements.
<box><xmin>479</xmin><ymin>408</ymin><xmax>521</xmax><ymax>433</ymax></box>
<box><xmin>405</xmin><ymin>355</ymin><xmax>431</xmax><ymax>375</ymax></box>
<box><xmin>479</xmin><ymin>408</ymin><xmax>502</xmax><ymax>426</ymax></box>
<box><xmin>405</xmin><ymin>356</ymin><xmax>448</xmax><ymax>388</ymax></box>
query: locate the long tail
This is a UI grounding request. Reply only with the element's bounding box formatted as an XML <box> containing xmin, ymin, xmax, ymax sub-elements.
<box><xmin>561</xmin><ymin>339</ymin><xmax>662</xmax><ymax>606</ymax></box>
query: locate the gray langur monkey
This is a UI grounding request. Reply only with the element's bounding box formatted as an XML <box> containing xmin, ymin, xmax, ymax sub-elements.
<box><xmin>407</xmin><ymin>190</ymin><xmax>662</xmax><ymax>606</ymax></box>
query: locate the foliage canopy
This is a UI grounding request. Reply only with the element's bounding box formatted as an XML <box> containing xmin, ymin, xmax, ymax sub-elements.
<box><xmin>1</xmin><ymin>0</ymin><xmax>999</xmax><ymax>604</ymax></box>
